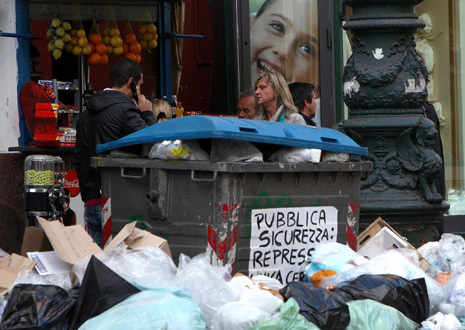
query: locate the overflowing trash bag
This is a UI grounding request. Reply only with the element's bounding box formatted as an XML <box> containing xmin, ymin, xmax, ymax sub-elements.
<box><xmin>69</xmin><ymin>256</ymin><xmax>140</xmax><ymax>329</ymax></box>
<box><xmin>73</xmin><ymin>246</ymin><xmax>177</xmax><ymax>288</ymax></box>
<box><xmin>346</xmin><ymin>299</ymin><xmax>419</xmax><ymax>330</ymax></box>
<box><xmin>149</xmin><ymin>140</ymin><xmax>209</xmax><ymax>161</ymax></box>
<box><xmin>211</xmin><ymin>139</ymin><xmax>263</xmax><ymax>162</ymax></box>
<box><xmin>269</xmin><ymin>147</ymin><xmax>321</xmax><ymax>163</ymax></box>
<box><xmin>420</xmin><ymin>311</ymin><xmax>462</xmax><ymax>330</ymax></box>
<box><xmin>79</xmin><ymin>286</ymin><xmax>206</xmax><ymax>330</ymax></box>
<box><xmin>210</xmin><ymin>274</ymin><xmax>284</xmax><ymax>330</ymax></box>
<box><xmin>280</xmin><ymin>274</ymin><xmax>429</xmax><ymax>329</ymax></box>
<box><xmin>0</xmin><ymin>284</ymin><xmax>75</xmax><ymax>330</ymax></box>
<box><xmin>250</xmin><ymin>298</ymin><xmax>320</xmax><ymax>330</ymax></box>
<box><xmin>175</xmin><ymin>254</ymin><xmax>237</xmax><ymax>328</ymax></box>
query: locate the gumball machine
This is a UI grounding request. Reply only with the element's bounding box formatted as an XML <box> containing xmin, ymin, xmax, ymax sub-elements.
<box><xmin>24</xmin><ymin>155</ymin><xmax>68</xmax><ymax>225</ymax></box>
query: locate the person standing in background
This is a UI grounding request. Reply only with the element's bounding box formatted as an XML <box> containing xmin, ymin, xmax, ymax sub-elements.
<box><xmin>254</xmin><ymin>70</ymin><xmax>306</xmax><ymax>125</ymax></box>
<box><xmin>288</xmin><ymin>82</ymin><xmax>317</xmax><ymax>126</ymax></box>
<box><xmin>237</xmin><ymin>91</ymin><xmax>257</xmax><ymax>120</ymax></box>
<box><xmin>74</xmin><ymin>59</ymin><xmax>156</xmax><ymax>247</ymax></box>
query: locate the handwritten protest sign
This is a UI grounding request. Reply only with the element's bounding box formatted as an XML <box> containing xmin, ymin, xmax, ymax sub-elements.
<box><xmin>248</xmin><ymin>206</ymin><xmax>338</xmax><ymax>284</ymax></box>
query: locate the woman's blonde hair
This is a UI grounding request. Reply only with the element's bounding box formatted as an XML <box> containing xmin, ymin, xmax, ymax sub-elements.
<box><xmin>255</xmin><ymin>70</ymin><xmax>297</xmax><ymax>120</ymax></box>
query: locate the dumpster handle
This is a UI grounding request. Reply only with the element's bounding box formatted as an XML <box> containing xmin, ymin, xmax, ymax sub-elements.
<box><xmin>190</xmin><ymin>170</ymin><xmax>217</xmax><ymax>182</ymax></box>
<box><xmin>120</xmin><ymin>167</ymin><xmax>147</xmax><ymax>179</ymax></box>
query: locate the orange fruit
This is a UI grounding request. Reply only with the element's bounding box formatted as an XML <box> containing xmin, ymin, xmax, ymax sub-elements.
<box><xmin>96</xmin><ymin>43</ymin><xmax>107</xmax><ymax>55</ymax></box>
<box><xmin>129</xmin><ymin>42</ymin><xmax>142</xmax><ymax>54</ymax></box>
<box><xmin>89</xmin><ymin>33</ymin><xmax>102</xmax><ymax>45</ymax></box>
<box><xmin>90</xmin><ymin>43</ymin><xmax>95</xmax><ymax>53</ymax></box>
<box><xmin>134</xmin><ymin>54</ymin><xmax>141</xmax><ymax>63</ymax></box>
<box><xmin>100</xmin><ymin>54</ymin><xmax>109</xmax><ymax>64</ymax></box>
<box><xmin>123</xmin><ymin>43</ymin><xmax>128</xmax><ymax>54</ymax></box>
<box><xmin>124</xmin><ymin>33</ymin><xmax>137</xmax><ymax>44</ymax></box>
<box><xmin>88</xmin><ymin>53</ymin><xmax>101</xmax><ymax>65</ymax></box>
<box><xmin>125</xmin><ymin>52</ymin><xmax>137</xmax><ymax>62</ymax></box>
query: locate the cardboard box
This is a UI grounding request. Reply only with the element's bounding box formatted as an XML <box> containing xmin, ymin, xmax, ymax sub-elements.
<box><xmin>21</xmin><ymin>218</ymin><xmax>171</xmax><ymax>270</ymax></box>
<box><xmin>0</xmin><ymin>254</ymin><xmax>35</xmax><ymax>296</ymax></box>
<box><xmin>105</xmin><ymin>221</ymin><xmax>171</xmax><ymax>257</ymax></box>
<box><xmin>356</xmin><ymin>217</ymin><xmax>430</xmax><ymax>271</ymax></box>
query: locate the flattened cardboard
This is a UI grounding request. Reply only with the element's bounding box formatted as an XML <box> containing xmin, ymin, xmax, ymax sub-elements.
<box><xmin>37</xmin><ymin>217</ymin><xmax>103</xmax><ymax>265</ymax></box>
<box><xmin>0</xmin><ymin>254</ymin><xmax>35</xmax><ymax>296</ymax></box>
<box><xmin>21</xmin><ymin>226</ymin><xmax>53</xmax><ymax>256</ymax></box>
<box><xmin>105</xmin><ymin>221</ymin><xmax>171</xmax><ymax>257</ymax></box>
<box><xmin>357</xmin><ymin>217</ymin><xmax>430</xmax><ymax>271</ymax></box>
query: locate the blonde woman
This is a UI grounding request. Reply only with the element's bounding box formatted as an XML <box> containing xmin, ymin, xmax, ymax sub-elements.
<box><xmin>254</xmin><ymin>70</ymin><xmax>306</xmax><ymax>125</ymax></box>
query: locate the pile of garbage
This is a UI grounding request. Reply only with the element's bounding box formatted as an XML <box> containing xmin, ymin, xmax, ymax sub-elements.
<box><xmin>1</xmin><ymin>218</ymin><xmax>465</xmax><ymax>329</ymax></box>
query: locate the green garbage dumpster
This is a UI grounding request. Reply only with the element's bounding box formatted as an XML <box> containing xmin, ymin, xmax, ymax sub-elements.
<box><xmin>92</xmin><ymin>156</ymin><xmax>371</xmax><ymax>284</ymax></box>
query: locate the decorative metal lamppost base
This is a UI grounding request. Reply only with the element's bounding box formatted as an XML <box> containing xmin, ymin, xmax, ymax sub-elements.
<box><xmin>341</xmin><ymin>0</ymin><xmax>449</xmax><ymax>240</ymax></box>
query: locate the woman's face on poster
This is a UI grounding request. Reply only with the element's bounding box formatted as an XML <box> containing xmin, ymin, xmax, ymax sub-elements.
<box><xmin>251</xmin><ymin>0</ymin><xmax>319</xmax><ymax>85</ymax></box>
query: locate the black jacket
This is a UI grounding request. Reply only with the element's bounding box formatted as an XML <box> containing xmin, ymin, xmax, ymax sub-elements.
<box><xmin>74</xmin><ymin>90</ymin><xmax>156</xmax><ymax>202</ymax></box>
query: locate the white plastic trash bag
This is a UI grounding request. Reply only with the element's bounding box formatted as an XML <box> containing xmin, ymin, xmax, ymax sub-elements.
<box><xmin>210</xmin><ymin>301</ymin><xmax>270</xmax><ymax>330</ymax></box>
<box><xmin>420</xmin><ymin>312</ymin><xmax>462</xmax><ymax>330</ymax></box>
<box><xmin>72</xmin><ymin>246</ymin><xmax>177</xmax><ymax>288</ymax></box>
<box><xmin>211</xmin><ymin>139</ymin><xmax>263</xmax><ymax>162</ymax></box>
<box><xmin>79</xmin><ymin>286</ymin><xmax>206</xmax><ymax>330</ymax></box>
<box><xmin>269</xmin><ymin>147</ymin><xmax>321</xmax><ymax>163</ymax></box>
<box><xmin>175</xmin><ymin>254</ymin><xmax>238</xmax><ymax>328</ymax></box>
<box><xmin>149</xmin><ymin>140</ymin><xmax>209</xmax><ymax>160</ymax></box>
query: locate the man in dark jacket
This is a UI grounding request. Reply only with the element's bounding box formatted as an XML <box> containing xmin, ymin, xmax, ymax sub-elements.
<box><xmin>288</xmin><ymin>82</ymin><xmax>317</xmax><ymax>127</ymax></box>
<box><xmin>74</xmin><ymin>59</ymin><xmax>156</xmax><ymax>247</ymax></box>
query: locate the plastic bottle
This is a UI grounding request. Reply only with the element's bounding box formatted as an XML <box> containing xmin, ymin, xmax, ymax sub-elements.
<box><xmin>176</xmin><ymin>102</ymin><xmax>184</xmax><ymax>118</ymax></box>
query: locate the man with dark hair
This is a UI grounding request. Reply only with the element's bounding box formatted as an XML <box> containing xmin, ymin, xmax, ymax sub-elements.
<box><xmin>74</xmin><ymin>59</ymin><xmax>156</xmax><ymax>246</ymax></box>
<box><xmin>237</xmin><ymin>90</ymin><xmax>257</xmax><ymax>120</ymax></box>
<box><xmin>288</xmin><ymin>82</ymin><xmax>317</xmax><ymax>126</ymax></box>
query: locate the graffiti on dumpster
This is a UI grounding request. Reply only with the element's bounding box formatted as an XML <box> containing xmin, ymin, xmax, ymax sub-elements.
<box><xmin>207</xmin><ymin>224</ymin><xmax>239</xmax><ymax>267</ymax></box>
<box><xmin>248</xmin><ymin>206</ymin><xmax>338</xmax><ymax>284</ymax></box>
<box><xmin>213</xmin><ymin>202</ymin><xmax>240</xmax><ymax>221</ymax></box>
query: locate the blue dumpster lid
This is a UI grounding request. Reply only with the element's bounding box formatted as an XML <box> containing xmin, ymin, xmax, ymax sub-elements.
<box><xmin>96</xmin><ymin>116</ymin><xmax>368</xmax><ymax>155</ymax></box>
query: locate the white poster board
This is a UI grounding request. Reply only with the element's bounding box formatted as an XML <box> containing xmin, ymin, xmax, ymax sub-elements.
<box><xmin>248</xmin><ymin>206</ymin><xmax>338</xmax><ymax>284</ymax></box>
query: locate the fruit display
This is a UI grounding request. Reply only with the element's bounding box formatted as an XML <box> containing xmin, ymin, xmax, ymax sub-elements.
<box><xmin>103</xmin><ymin>25</ymin><xmax>124</xmax><ymax>56</ymax></box>
<box><xmin>123</xmin><ymin>28</ymin><xmax>142</xmax><ymax>63</ymax></box>
<box><xmin>47</xmin><ymin>17</ymin><xmax>73</xmax><ymax>60</ymax></box>
<box><xmin>137</xmin><ymin>23</ymin><xmax>158</xmax><ymax>52</ymax></box>
<box><xmin>87</xmin><ymin>20</ymin><xmax>109</xmax><ymax>65</ymax></box>
<box><xmin>68</xmin><ymin>27</ymin><xmax>91</xmax><ymax>56</ymax></box>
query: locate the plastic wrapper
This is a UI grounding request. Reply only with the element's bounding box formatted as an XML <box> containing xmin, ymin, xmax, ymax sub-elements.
<box><xmin>420</xmin><ymin>312</ymin><xmax>462</xmax><ymax>330</ymax></box>
<box><xmin>12</xmin><ymin>268</ymin><xmax>74</xmax><ymax>292</ymax></box>
<box><xmin>70</xmin><ymin>256</ymin><xmax>140</xmax><ymax>329</ymax></box>
<box><xmin>1</xmin><ymin>284</ymin><xmax>75</xmax><ymax>330</ymax></box>
<box><xmin>250</xmin><ymin>298</ymin><xmax>320</xmax><ymax>330</ymax></box>
<box><xmin>149</xmin><ymin>140</ymin><xmax>209</xmax><ymax>161</ymax></box>
<box><xmin>175</xmin><ymin>254</ymin><xmax>238</xmax><ymax>328</ymax></box>
<box><xmin>79</xmin><ymin>287</ymin><xmax>206</xmax><ymax>330</ymax></box>
<box><xmin>72</xmin><ymin>246</ymin><xmax>177</xmax><ymax>288</ymax></box>
<box><xmin>346</xmin><ymin>299</ymin><xmax>419</xmax><ymax>330</ymax></box>
<box><xmin>437</xmin><ymin>234</ymin><xmax>465</xmax><ymax>274</ymax></box>
<box><xmin>446</xmin><ymin>271</ymin><xmax>465</xmax><ymax>317</ymax></box>
<box><xmin>321</xmin><ymin>249</ymin><xmax>444</xmax><ymax>312</ymax></box>
<box><xmin>251</xmin><ymin>275</ymin><xmax>284</xmax><ymax>291</ymax></box>
<box><xmin>304</xmin><ymin>242</ymin><xmax>367</xmax><ymax>286</ymax></box>
<box><xmin>280</xmin><ymin>274</ymin><xmax>429</xmax><ymax>329</ymax></box>
<box><xmin>268</xmin><ymin>147</ymin><xmax>321</xmax><ymax>163</ymax></box>
<box><xmin>211</xmin><ymin>139</ymin><xmax>263</xmax><ymax>162</ymax></box>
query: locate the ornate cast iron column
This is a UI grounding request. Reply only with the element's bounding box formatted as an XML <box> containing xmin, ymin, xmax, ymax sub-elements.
<box><xmin>341</xmin><ymin>0</ymin><xmax>449</xmax><ymax>232</ymax></box>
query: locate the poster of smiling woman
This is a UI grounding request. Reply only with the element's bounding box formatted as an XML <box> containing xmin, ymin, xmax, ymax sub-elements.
<box><xmin>249</xmin><ymin>0</ymin><xmax>319</xmax><ymax>86</ymax></box>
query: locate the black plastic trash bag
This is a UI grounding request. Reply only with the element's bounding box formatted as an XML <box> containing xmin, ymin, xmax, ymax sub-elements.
<box><xmin>334</xmin><ymin>274</ymin><xmax>429</xmax><ymax>324</ymax></box>
<box><xmin>280</xmin><ymin>274</ymin><xmax>429</xmax><ymax>330</ymax></box>
<box><xmin>69</xmin><ymin>256</ymin><xmax>140</xmax><ymax>329</ymax></box>
<box><xmin>1</xmin><ymin>284</ymin><xmax>75</xmax><ymax>330</ymax></box>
